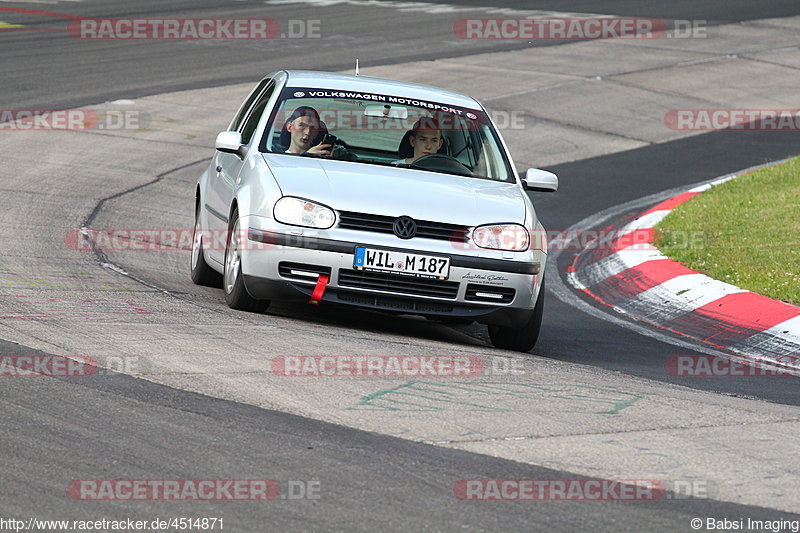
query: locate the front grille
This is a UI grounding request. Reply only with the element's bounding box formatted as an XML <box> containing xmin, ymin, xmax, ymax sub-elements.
<box><xmin>278</xmin><ymin>262</ymin><xmax>331</xmax><ymax>282</ymax></box>
<box><xmin>337</xmin><ymin>292</ymin><xmax>454</xmax><ymax>313</ymax></box>
<box><xmin>338</xmin><ymin>269</ymin><xmax>459</xmax><ymax>299</ymax></box>
<box><xmin>337</xmin><ymin>211</ymin><xmax>470</xmax><ymax>242</ymax></box>
<box><xmin>465</xmin><ymin>284</ymin><xmax>516</xmax><ymax>304</ymax></box>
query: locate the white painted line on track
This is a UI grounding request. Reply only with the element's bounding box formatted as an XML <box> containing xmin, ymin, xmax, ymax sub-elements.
<box><xmin>264</xmin><ymin>0</ymin><xmax>609</xmax><ymax>18</ymax></box>
<box><xmin>688</xmin><ymin>183</ymin><xmax>713</xmax><ymax>193</ymax></box>
<box><xmin>622</xmin><ymin>209</ymin><xmax>670</xmax><ymax>232</ymax></box>
<box><xmin>0</xmin><ymin>0</ymin><xmax>82</xmax><ymax>4</ymax></box>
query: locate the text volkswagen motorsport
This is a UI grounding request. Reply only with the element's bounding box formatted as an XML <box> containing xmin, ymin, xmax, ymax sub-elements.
<box><xmin>192</xmin><ymin>71</ymin><xmax>558</xmax><ymax>351</ymax></box>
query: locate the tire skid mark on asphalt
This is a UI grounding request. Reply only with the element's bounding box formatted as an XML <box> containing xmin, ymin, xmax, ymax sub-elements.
<box><xmin>0</xmin><ymin>293</ymin><xmax>153</xmax><ymax>320</ymax></box>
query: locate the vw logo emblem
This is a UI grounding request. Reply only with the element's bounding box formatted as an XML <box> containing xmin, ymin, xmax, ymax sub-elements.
<box><xmin>393</xmin><ymin>216</ymin><xmax>417</xmax><ymax>239</ymax></box>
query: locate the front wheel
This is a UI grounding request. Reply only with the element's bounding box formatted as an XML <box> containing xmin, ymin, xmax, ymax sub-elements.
<box><xmin>488</xmin><ymin>279</ymin><xmax>545</xmax><ymax>352</ymax></box>
<box><xmin>223</xmin><ymin>208</ymin><xmax>270</xmax><ymax>313</ymax></box>
<box><xmin>190</xmin><ymin>207</ymin><xmax>222</xmax><ymax>287</ymax></box>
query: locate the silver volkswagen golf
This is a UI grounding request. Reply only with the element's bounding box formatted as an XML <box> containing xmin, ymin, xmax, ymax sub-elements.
<box><xmin>192</xmin><ymin>70</ymin><xmax>557</xmax><ymax>351</ymax></box>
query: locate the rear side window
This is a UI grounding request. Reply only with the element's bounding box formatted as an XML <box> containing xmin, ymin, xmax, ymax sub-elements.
<box><xmin>229</xmin><ymin>79</ymin><xmax>271</xmax><ymax>132</ymax></box>
<box><xmin>240</xmin><ymin>82</ymin><xmax>275</xmax><ymax>144</ymax></box>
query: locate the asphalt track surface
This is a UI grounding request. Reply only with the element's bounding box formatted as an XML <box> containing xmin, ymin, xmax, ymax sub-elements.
<box><xmin>1</xmin><ymin>0</ymin><xmax>800</xmax><ymax>531</ymax></box>
<box><xmin>396</xmin><ymin>0</ymin><xmax>800</xmax><ymax>22</ymax></box>
<box><xmin>2</xmin><ymin>0</ymin><xmax>797</xmax><ymax>110</ymax></box>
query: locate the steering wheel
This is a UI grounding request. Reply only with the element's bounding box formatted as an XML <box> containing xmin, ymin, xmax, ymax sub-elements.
<box><xmin>326</xmin><ymin>137</ymin><xmax>358</xmax><ymax>161</ymax></box>
<box><xmin>410</xmin><ymin>154</ymin><xmax>472</xmax><ymax>176</ymax></box>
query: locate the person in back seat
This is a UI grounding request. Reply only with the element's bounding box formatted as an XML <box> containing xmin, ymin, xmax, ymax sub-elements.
<box><xmin>392</xmin><ymin>117</ymin><xmax>444</xmax><ymax>166</ymax></box>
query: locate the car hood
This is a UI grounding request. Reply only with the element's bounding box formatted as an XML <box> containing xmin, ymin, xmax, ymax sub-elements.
<box><xmin>262</xmin><ymin>154</ymin><xmax>526</xmax><ymax>227</ymax></box>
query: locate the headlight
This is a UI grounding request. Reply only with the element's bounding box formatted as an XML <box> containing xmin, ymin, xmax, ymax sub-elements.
<box><xmin>472</xmin><ymin>223</ymin><xmax>529</xmax><ymax>251</ymax></box>
<box><xmin>273</xmin><ymin>197</ymin><xmax>335</xmax><ymax>229</ymax></box>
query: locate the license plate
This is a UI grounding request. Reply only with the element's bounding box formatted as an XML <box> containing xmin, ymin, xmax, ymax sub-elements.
<box><xmin>354</xmin><ymin>247</ymin><xmax>450</xmax><ymax>280</ymax></box>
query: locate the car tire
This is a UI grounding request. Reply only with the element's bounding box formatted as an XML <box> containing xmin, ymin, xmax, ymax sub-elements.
<box><xmin>223</xmin><ymin>207</ymin><xmax>270</xmax><ymax>313</ymax></box>
<box><xmin>190</xmin><ymin>206</ymin><xmax>222</xmax><ymax>287</ymax></box>
<box><xmin>488</xmin><ymin>279</ymin><xmax>545</xmax><ymax>352</ymax></box>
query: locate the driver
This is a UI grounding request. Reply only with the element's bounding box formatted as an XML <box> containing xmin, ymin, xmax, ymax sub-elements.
<box><xmin>283</xmin><ymin>106</ymin><xmax>331</xmax><ymax>156</ymax></box>
<box><xmin>392</xmin><ymin>117</ymin><xmax>443</xmax><ymax>165</ymax></box>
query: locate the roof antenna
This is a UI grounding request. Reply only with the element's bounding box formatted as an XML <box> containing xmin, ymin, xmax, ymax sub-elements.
<box><xmin>355</xmin><ymin>59</ymin><xmax>360</xmax><ymax>76</ymax></box>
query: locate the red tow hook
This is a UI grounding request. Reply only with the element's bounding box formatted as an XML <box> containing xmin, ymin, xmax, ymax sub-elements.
<box><xmin>309</xmin><ymin>274</ymin><xmax>330</xmax><ymax>305</ymax></box>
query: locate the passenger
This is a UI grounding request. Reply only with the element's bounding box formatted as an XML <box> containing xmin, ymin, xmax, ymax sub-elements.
<box><xmin>392</xmin><ymin>117</ymin><xmax>444</xmax><ymax>165</ymax></box>
<box><xmin>283</xmin><ymin>106</ymin><xmax>331</xmax><ymax>156</ymax></box>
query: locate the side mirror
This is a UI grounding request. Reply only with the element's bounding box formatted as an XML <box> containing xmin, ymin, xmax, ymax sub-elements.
<box><xmin>215</xmin><ymin>131</ymin><xmax>245</xmax><ymax>158</ymax></box>
<box><xmin>522</xmin><ymin>168</ymin><xmax>558</xmax><ymax>192</ymax></box>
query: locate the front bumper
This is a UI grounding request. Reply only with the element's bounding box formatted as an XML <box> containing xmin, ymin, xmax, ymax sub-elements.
<box><xmin>240</xmin><ymin>223</ymin><xmax>545</xmax><ymax>328</ymax></box>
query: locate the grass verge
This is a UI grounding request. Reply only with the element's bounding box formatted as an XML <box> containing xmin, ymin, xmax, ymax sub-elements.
<box><xmin>654</xmin><ymin>156</ymin><xmax>800</xmax><ymax>306</ymax></box>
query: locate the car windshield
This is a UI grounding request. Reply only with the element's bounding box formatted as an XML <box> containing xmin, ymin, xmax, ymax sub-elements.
<box><xmin>260</xmin><ymin>86</ymin><xmax>515</xmax><ymax>182</ymax></box>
